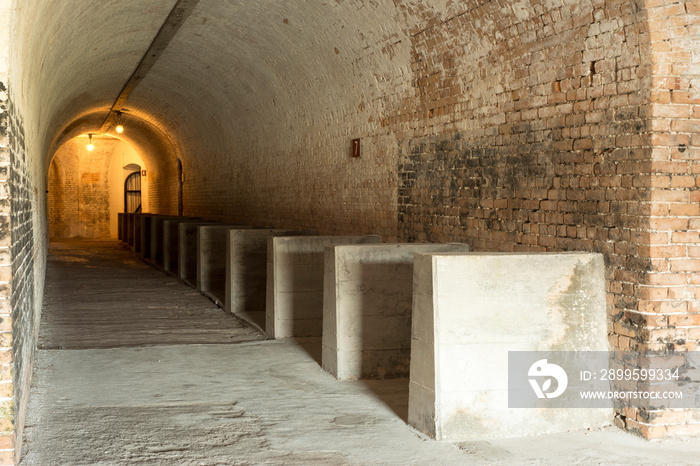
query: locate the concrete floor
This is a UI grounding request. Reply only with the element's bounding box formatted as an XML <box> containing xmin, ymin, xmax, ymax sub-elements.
<box><xmin>19</xmin><ymin>240</ymin><xmax>700</xmax><ymax>465</ymax></box>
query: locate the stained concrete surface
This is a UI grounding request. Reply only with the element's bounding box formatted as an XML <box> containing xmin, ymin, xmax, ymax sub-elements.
<box><xmin>266</xmin><ymin>235</ymin><xmax>382</xmax><ymax>339</ymax></box>
<box><xmin>409</xmin><ymin>252</ymin><xmax>609</xmax><ymax>440</ymax></box>
<box><xmin>21</xmin><ymin>240</ymin><xmax>700</xmax><ymax>465</ymax></box>
<box><xmin>322</xmin><ymin>243</ymin><xmax>471</xmax><ymax>380</ymax></box>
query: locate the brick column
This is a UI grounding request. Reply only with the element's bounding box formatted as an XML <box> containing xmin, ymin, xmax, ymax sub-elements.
<box><xmin>613</xmin><ymin>0</ymin><xmax>700</xmax><ymax>438</ymax></box>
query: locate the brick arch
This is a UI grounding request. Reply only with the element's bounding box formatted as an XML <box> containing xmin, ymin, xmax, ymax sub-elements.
<box><xmin>47</xmin><ymin>111</ymin><xmax>179</xmax><ymax>216</ymax></box>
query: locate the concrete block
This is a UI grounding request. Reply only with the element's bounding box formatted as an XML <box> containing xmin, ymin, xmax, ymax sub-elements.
<box><xmin>266</xmin><ymin>235</ymin><xmax>382</xmax><ymax>339</ymax></box>
<box><xmin>226</xmin><ymin>229</ymin><xmax>317</xmax><ymax>332</ymax></box>
<box><xmin>117</xmin><ymin>213</ymin><xmax>124</xmax><ymax>241</ymax></box>
<box><xmin>322</xmin><ymin>243</ymin><xmax>470</xmax><ymax>380</ymax></box>
<box><xmin>163</xmin><ymin>218</ymin><xmax>201</xmax><ymax>276</ymax></box>
<box><xmin>150</xmin><ymin>216</ymin><xmax>192</xmax><ymax>270</ymax></box>
<box><xmin>197</xmin><ymin>225</ymin><xmax>258</xmax><ymax>303</ymax></box>
<box><xmin>407</xmin><ymin>252</ymin><xmax>609</xmax><ymax>441</ymax></box>
<box><xmin>139</xmin><ymin>215</ymin><xmax>161</xmax><ymax>261</ymax></box>
<box><xmin>178</xmin><ymin>221</ymin><xmax>221</xmax><ymax>288</ymax></box>
<box><xmin>133</xmin><ymin>213</ymin><xmax>148</xmax><ymax>253</ymax></box>
<box><xmin>125</xmin><ymin>213</ymin><xmax>135</xmax><ymax>248</ymax></box>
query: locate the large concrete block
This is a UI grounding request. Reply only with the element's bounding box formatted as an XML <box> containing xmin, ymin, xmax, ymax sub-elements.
<box><xmin>226</xmin><ymin>229</ymin><xmax>317</xmax><ymax>332</ymax></box>
<box><xmin>322</xmin><ymin>243</ymin><xmax>470</xmax><ymax>380</ymax></box>
<box><xmin>117</xmin><ymin>213</ymin><xmax>124</xmax><ymax>242</ymax></box>
<box><xmin>266</xmin><ymin>235</ymin><xmax>382</xmax><ymax>339</ymax></box>
<box><xmin>139</xmin><ymin>215</ymin><xmax>162</xmax><ymax>261</ymax></box>
<box><xmin>163</xmin><ymin>218</ymin><xmax>201</xmax><ymax>276</ymax></box>
<box><xmin>133</xmin><ymin>213</ymin><xmax>148</xmax><ymax>253</ymax></box>
<box><xmin>408</xmin><ymin>252</ymin><xmax>609</xmax><ymax>441</ymax></box>
<box><xmin>151</xmin><ymin>216</ymin><xmax>192</xmax><ymax>270</ymax></box>
<box><xmin>178</xmin><ymin>221</ymin><xmax>221</xmax><ymax>287</ymax></box>
<box><xmin>197</xmin><ymin>225</ymin><xmax>258</xmax><ymax>303</ymax></box>
<box><xmin>125</xmin><ymin>213</ymin><xmax>135</xmax><ymax>248</ymax></box>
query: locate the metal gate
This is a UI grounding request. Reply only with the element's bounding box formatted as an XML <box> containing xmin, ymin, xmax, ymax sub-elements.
<box><xmin>124</xmin><ymin>171</ymin><xmax>142</xmax><ymax>213</ymax></box>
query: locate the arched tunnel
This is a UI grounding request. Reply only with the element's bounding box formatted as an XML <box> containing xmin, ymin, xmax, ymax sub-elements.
<box><xmin>1</xmin><ymin>0</ymin><xmax>700</xmax><ymax>463</ymax></box>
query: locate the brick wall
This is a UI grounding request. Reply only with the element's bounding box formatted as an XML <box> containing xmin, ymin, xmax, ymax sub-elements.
<box><xmin>173</xmin><ymin>0</ymin><xmax>696</xmax><ymax>438</ymax></box>
<box><xmin>0</xmin><ymin>75</ymin><xmax>12</xmax><ymax>465</ymax></box>
<box><xmin>0</xmin><ymin>2</ymin><xmax>18</xmax><ymax>463</ymax></box>
<box><xmin>47</xmin><ymin>143</ymin><xmax>79</xmax><ymax>238</ymax></box>
<box><xmin>392</xmin><ymin>0</ymin><xmax>652</xmax><ymax>396</ymax></box>
<box><xmin>391</xmin><ymin>0</ymin><xmax>699</xmax><ymax>438</ymax></box>
<box><xmin>145</xmin><ymin>157</ymin><xmax>177</xmax><ymax>217</ymax></box>
<box><xmin>8</xmin><ymin>99</ymin><xmax>41</xmax><ymax>464</ymax></box>
<box><xmin>619</xmin><ymin>0</ymin><xmax>700</xmax><ymax>437</ymax></box>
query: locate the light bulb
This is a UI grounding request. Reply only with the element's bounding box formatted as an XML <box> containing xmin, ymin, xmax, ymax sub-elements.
<box><xmin>87</xmin><ymin>133</ymin><xmax>94</xmax><ymax>151</ymax></box>
<box><xmin>115</xmin><ymin>111</ymin><xmax>124</xmax><ymax>134</ymax></box>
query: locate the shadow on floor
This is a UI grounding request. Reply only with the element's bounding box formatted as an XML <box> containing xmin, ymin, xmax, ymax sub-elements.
<box><xmin>360</xmin><ymin>378</ymin><xmax>409</xmax><ymax>423</ymax></box>
<box><xmin>287</xmin><ymin>336</ymin><xmax>409</xmax><ymax>422</ymax></box>
<box><xmin>289</xmin><ymin>336</ymin><xmax>323</xmax><ymax>367</ymax></box>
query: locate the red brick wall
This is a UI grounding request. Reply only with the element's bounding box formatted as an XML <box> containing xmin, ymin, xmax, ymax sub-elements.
<box><xmin>387</xmin><ymin>0</ymin><xmax>700</xmax><ymax>438</ymax></box>
<box><xmin>619</xmin><ymin>0</ymin><xmax>700</xmax><ymax>437</ymax></box>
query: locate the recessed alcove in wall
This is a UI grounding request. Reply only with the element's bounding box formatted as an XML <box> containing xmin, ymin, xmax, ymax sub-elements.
<box><xmin>48</xmin><ymin>134</ymin><xmax>149</xmax><ymax>239</ymax></box>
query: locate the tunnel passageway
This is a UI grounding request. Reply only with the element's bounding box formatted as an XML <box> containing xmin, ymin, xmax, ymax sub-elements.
<box><xmin>3</xmin><ymin>1</ymin><xmax>700</xmax><ymax>457</ymax></box>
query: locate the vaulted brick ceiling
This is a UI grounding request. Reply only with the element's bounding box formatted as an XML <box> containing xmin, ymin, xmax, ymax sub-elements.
<box><xmin>10</xmin><ymin>0</ymin><xmax>658</xmax><ymax>228</ymax></box>
<box><xmin>11</xmin><ymin>0</ymin><xmax>418</xmax><ymax>170</ymax></box>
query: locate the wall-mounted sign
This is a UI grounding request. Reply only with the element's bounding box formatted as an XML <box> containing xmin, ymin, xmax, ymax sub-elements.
<box><xmin>352</xmin><ymin>139</ymin><xmax>361</xmax><ymax>158</ymax></box>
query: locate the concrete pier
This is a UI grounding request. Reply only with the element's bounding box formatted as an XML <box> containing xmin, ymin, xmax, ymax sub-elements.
<box><xmin>225</xmin><ymin>229</ymin><xmax>316</xmax><ymax>332</ymax></box>
<box><xmin>407</xmin><ymin>252</ymin><xmax>609</xmax><ymax>441</ymax></box>
<box><xmin>197</xmin><ymin>225</ymin><xmax>256</xmax><ymax>303</ymax></box>
<box><xmin>133</xmin><ymin>213</ymin><xmax>148</xmax><ymax>253</ymax></box>
<box><xmin>322</xmin><ymin>243</ymin><xmax>470</xmax><ymax>380</ymax></box>
<box><xmin>266</xmin><ymin>235</ymin><xmax>382</xmax><ymax>339</ymax></box>
<box><xmin>139</xmin><ymin>214</ymin><xmax>161</xmax><ymax>261</ymax></box>
<box><xmin>117</xmin><ymin>213</ymin><xmax>124</xmax><ymax>241</ymax></box>
<box><xmin>125</xmin><ymin>213</ymin><xmax>135</xmax><ymax>248</ymax></box>
<box><xmin>163</xmin><ymin>218</ymin><xmax>200</xmax><ymax>276</ymax></box>
<box><xmin>177</xmin><ymin>221</ymin><xmax>221</xmax><ymax>288</ymax></box>
<box><xmin>151</xmin><ymin>216</ymin><xmax>192</xmax><ymax>270</ymax></box>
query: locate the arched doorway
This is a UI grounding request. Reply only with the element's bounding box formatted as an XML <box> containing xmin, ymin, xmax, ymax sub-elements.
<box><xmin>124</xmin><ymin>170</ymin><xmax>142</xmax><ymax>213</ymax></box>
